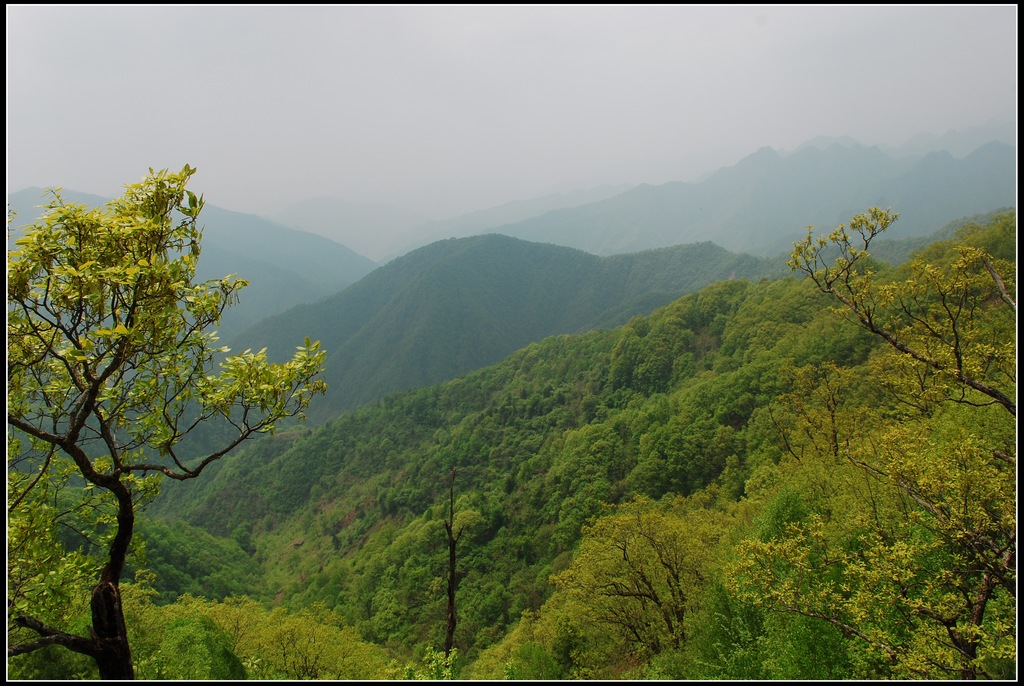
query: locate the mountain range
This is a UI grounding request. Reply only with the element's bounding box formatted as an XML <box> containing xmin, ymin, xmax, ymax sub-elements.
<box><xmin>260</xmin><ymin>121</ymin><xmax>1016</xmax><ymax>259</ymax></box>
<box><xmin>230</xmin><ymin>234</ymin><xmax>786</xmax><ymax>420</ymax></box>
<box><xmin>272</xmin><ymin>184</ymin><xmax>636</xmax><ymax>262</ymax></box>
<box><xmin>6</xmin><ymin>188</ymin><xmax>378</xmax><ymax>340</ymax></box>
<box><xmin>489</xmin><ymin>141</ymin><xmax>1016</xmax><ymax>256</ymax></box>
<box><xmin>139</xmin><ymin>209</ymin><xmax>1015</xmax><ymax>679</ymax></box>
<box><xmin>8</xmin><ymin>124</ymin><xmax>1017</xmax><ymax>679</ymax></box>
<box><xmin>8</xmin><ymin>131</ymin><xmax>1015</xmax><ymax>419</ymax></box>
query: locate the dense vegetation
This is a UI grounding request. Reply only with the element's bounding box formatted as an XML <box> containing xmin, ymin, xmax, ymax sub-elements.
<box><xmin>8</xmin><ymin>210</ymin><xmax>1015</xmax><ymax>680</ymax></box>
<box><xmin>232</xmin><ymin>234</ymin><xmax>786</xmax><ymax>419</ymax></box>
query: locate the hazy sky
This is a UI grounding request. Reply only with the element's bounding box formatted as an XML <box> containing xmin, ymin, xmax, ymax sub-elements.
<box><xmin>6</xmin><ymin>4</ymin><xmax>1017</xmax><ymax>219</ymax></box>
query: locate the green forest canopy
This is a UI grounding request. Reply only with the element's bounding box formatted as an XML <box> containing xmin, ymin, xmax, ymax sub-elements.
<box><xmin>8</xmin><ymin>208</ymin><xmax>1015</xmax><ymax>680</ymax></box>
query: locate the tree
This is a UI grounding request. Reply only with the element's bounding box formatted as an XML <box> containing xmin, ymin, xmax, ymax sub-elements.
<box><xmin>730</xmin><ymin>210</ymin><xmax>1016</xmax><ymax>679</ymax></box>
<box><xmin>442</xmin><ymin>467</ymin><xmax>484</xmax><ymax>660</ymax></box>
<box><xmin>787</xmin><ymin>208</ymin><xmax>1015</xmax><ymax>416</ymax></box>
<box><xmin>553</xmin><ymin>495</ymin><xmax>726</xmax><ymax>661</ymax></box>
<box><xmin>443</xmin><ymin>467</ymin><xmax>460</xmax><ymax>658</ymax></box>
<box><xmin>7</xmin><ymin>166</ymin><xmax>327</xmax><ymax>679</ymax></box>
<box><xmin>120</xmin><ymin>592</ymin><xmax>403</xmax><ymax>680</ymax></box>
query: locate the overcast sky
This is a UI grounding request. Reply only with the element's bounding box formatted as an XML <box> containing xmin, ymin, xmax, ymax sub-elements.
<box><xmin>6</xmin><ymin>5</ymin><xmax>1017</xmax><ymax>219</ymax></box>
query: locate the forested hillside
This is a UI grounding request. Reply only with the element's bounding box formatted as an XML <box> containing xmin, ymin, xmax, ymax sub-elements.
<box><xmin>232</xmin><ymin>234</ymin><xmax>786</xmax><ymax>418</ymax></box>
<box><xmin>9</xmin><ymin>211</ymin><xmax>1015</xmax><ymax>680</ymax></box>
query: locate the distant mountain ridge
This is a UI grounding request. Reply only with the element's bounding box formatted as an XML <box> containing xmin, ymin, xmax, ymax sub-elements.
<box><xmin>6</xmin><ymin>188</ymin><xmax>379</xmax><ymax>339</ymax></box>
<box><xmin>232</xmin><ymin>234</ymin><xmax>785</xmax><ymax>419</ymax></box>
<box><xmin>882</xmin><ymin>119</ymin><xmax>1016</xmax><ymax>158</ymax></box>
<box><xmin>388</xmin><ymin>183</ymin><xmax>636</xmax><ymax>260</ymax></box>
<box><xmin>260</xmin><ymin>122</ymin><xmax>1013</xmax><ymax>262</ymax></box>
<box><xmin>270</xmin><ymin>197</ymin><xmax>430</xmax><ymax>262</ymax></box>
<box><xmin>271</xmin><ymin>184</ymin><xmax>635</xmax><ymax>262</ymax></box>
<box><xmin>490</xmin><ymin>141</ymin><xmax>1015</xmax><ymax>256</ymax></box>
<box><xmin>791</xmin><ymin>120</ymin><xmax>1016</xmax><ymax>159</ymax></box>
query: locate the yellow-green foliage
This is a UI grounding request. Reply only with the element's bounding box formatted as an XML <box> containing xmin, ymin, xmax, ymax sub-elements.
<box><xmin>82</xmin><ymin>209</ymin><xmax>1013</xmax><ymax>680</ymax></box>
<box><xmin>730</xmin><ymin>210</ymin><xmax>1016</xmax><ymax>679</ymax></box>
<box><xmin>123</xmin><ymin>588</ymin><xmax>403</xmax><ymax>679</ymax></box>
<box><xmin>479</xmin><ymin>210</ymin><xmax>1017</xmax><ymax>680</ymax></box>
<box><xmin>470</xmin><ymin>493</ymin><xmax>734</xmax><ymax>680</ymax></box>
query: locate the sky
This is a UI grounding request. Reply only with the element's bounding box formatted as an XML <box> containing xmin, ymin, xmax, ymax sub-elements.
<box><xmin>6</xmin><ymin>4</ymin><xmax>1018</xmax><ymax>220</ymax></box>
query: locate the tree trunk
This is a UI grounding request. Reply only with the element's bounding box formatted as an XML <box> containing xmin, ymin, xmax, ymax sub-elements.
<box><xmin>90</xmin><ymin>578</ymin><xmax>134</xmax><ymax>679</ymax></box>
<box><xmin>90</xmin><ymin>478</ymin><xmax>136</xmax><ymax>679</ymax></box>
<box><xmin>444</xmin><ymin>468</ymin><xmax>458</xmax><ymax>658</ymax></box>
<box><xmin>445</xmin><ymin>532</ymin><xmax>456</xmax><ymax>658</ymax></box>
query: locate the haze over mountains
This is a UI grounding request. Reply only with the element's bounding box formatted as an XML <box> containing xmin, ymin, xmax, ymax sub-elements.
<box><xmin>7</xmin><ymin>7</ymin><xmax>1017</xmax><ymax>678</ymax></box>
<box><xmin>495</xmin><ymin>140</ymin><xmax>1015</xmax><ymax>256</ymax></box>
<box><xmin>7</xmin><ymin>125</ymin><xmax>1015</xmax><ymax>419</ymax></box>
<box><xmin>9</xmin><ymin>124</ymin><xmax>1013</xmax><ymax>270</ymax></box>
<box><xmin>272</xmin><ymin>184</ymin><xmax>636</xmax><ymax>262</ymax></box>
<box><xmin>7</xmin><ymin>190</ymin><xmax>378</xmax><ymax>340</ymax></box>
<box><xmin>266</xmin><ymin>122</ymin><xmax>1015</xmax><ymax>260</ymax></box>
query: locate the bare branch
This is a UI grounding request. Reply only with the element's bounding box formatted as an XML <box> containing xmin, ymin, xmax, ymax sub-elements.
<box><xmin>982</xmin><ymin>256</ymin><xmax>1016</xmax><ymax>313</ymax></box>
<box><xmin>8</xmin><ymin>613</ymin><xmax>96</xmax><ymax>658</ymax></box>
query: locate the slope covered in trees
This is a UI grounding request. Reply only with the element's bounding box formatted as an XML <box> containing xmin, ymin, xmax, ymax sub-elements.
<box><xmin>9</xmin><ymin>210</ymin><xmax>1015</xmax><ymax>680</ymax></box>
<box><xmin>231</xmin><ymin>234</ymin><xmax>785</xmax><ymax>419</ymax></box>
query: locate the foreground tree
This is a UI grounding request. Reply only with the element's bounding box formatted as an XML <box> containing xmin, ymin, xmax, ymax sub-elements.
<box><xmin>7</xmin><ymin>166</ymin><xmax>327</xmax><ymax>679</ymax></box>
<box><xmin>787</xmin><ymin>208</ymin><xmax>1015</xmax><ymax>416</ymax></box>
<box><xmin>731</xmin><ymin>210</ymin><xmax>1016</xmax><ymax>679</ymax></box>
